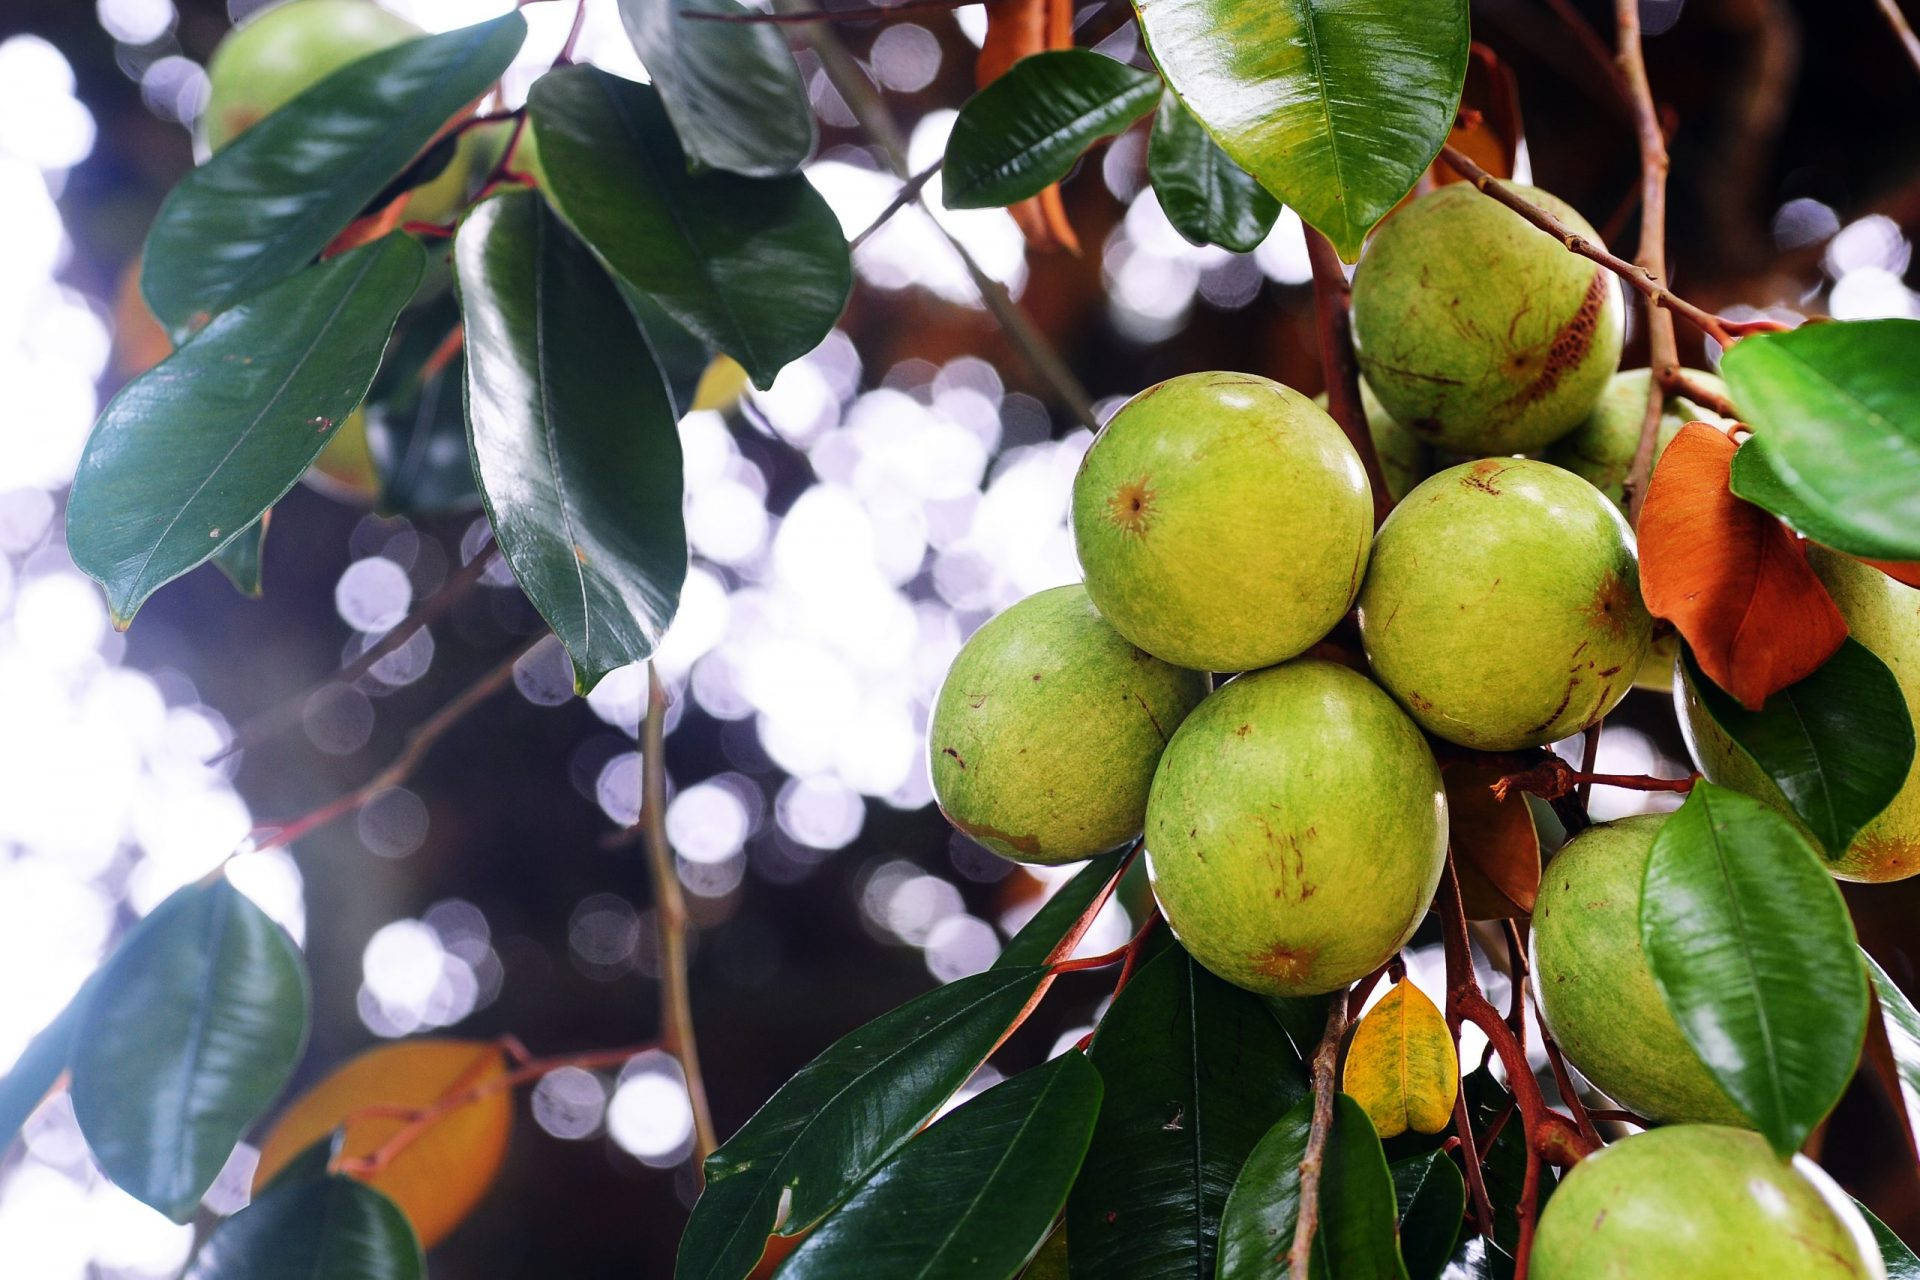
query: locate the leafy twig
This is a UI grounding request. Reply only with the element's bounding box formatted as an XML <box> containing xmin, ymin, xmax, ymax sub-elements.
<box><xmin>1289</xmin><ymin>995</ymin><xmax>1350</xmax><ymax>1280</ymax></box>
<box><xmin>1303</xmin><ymin>224</ymin><xmax>1392</xmax><ymax>524</ymax></box>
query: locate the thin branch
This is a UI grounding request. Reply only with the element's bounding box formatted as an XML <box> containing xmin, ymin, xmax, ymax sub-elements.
<box><xmin>640</xmin><ymin>666</ymin><xmax>718</xmax><ymax>1166</ymax></box>
<box><xmin>557</xmin><ymin>0</ymin><xmax>590</xmax><ymax>65</ymax></box>
<box><xmin>1669</xmin><ymin>367</ymin><xmax>1741</xmax><ymax>419</ymax></box>
<box><xmin>1289</xmin><ymin>995</ymin><xmax>1351</xmax><ymax>1280</ymax></box>
<box><xmin>1876</xmin><ymin>0</ymin><xmax>1920</xmax><ymax>75</ymax></box>
<box><xmin>1303</xmin><ymin>224</ymin><xmax>1392</xmax><ymax>525</ymax></box>
<box><xmin>684</xmin><ymin>0</ymin><xmax>979</xmax><ymax>22</ymax></box>
<box><xmin>1491</xmin><ymin>754</ymin><xmax>1696</xmax><ymax>804</ymax></box>
<box><xmin>240</xmin><ymin>635</ymin><xmax>541</xmax><ymax>857</ymax></box>
<box><xmin>212</xmin><ymin>543</ymin><xmax>503</xmax><ymax>763</ymax></box>
<box><xmin>1436</xmin><ymin>145</ymin><xmax>1735</xmax><ymax>350</ymax></box>
<box><xmin>1507</xmin><ymin>920</ymin><xmax>1604</xmax><ymax>1151</ymax></box>
<box><xmin>1576</xmin><ymin>721</ymin><xmax>1602</xmax><ymax>810</ymax></box>
<box><xmin>784</xmin><ymin>0</ymin><xmax>1101</xmax><ymax>432</ymax></box>
<box><xmin>851</xmin><ymin>160</ymin><xmax>943</xmax><ymax>250</ymax></box>
<box><xmin>1615</xmin><ymin>0</ymin><xmax>1679</xmax><ymax>524</ymax></box>
<box><xmin>1540</xmin><ymin>0</ymin><xmax>1634</xmax><ymax>106</ymax></box>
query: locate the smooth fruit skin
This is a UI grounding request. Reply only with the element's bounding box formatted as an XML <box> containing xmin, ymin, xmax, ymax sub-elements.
<box><xmin>203</xmin><ymin>0</ymin><xmax>423</xmax><ymax>151</ymax></box>
<box><xmin>1144</xmin><ymin>660</ymin><xmax>1447</xmax><ymax>997</ymax></box>
<box><xmin>1544</xmin><ymin>368</ymin><xmax>1736</xmax><ymax>506</ymax></box>
<box><xmin>1530</xmin><ymin>815</ymin><xmax>1747</xmax><ymax>1126</ymax></box>
<box><xmin>1531</xmin><ymin>1125</ymin><xmax>1885</xmax><ymax>1280</ymax></box>
<box><xmin>1357</xmin><ymin>459</ymin><xmax>1652</xmax><ymax>751</ymax></box>
<box><xmin>1314</xmin><ymin>380</ymin><xmax>1432</xmax><ymax>502</ymax></box>
<box><xmin>1351</xmin><ymin>183</ymin><xmax>1624</xmax><ymax>455</ymax></box>
<box><xmin>1677</xmin><ymin>549</ymin><xmax>1920</xmax><ymax>882</ymax></box>
<box><xmin>1072</xmin><ymin>371</ymin><xmax>1373</xmax><ymax>672</ymax></box>
<box><xmin>929</xmin><ymin>584</ymin><xmax>1210</xmax><ymax>865</ymax></box>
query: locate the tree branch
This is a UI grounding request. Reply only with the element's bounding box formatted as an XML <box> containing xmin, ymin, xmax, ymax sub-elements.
<box><xmin>1289</xmin><ymin>994</ymin><xmax>1351</xmax><ymax>1280</ymax></box>
<box><xmin>639</xmin><ymin>666</ymin><xmax>718</xmax><ymax>1167</ymax></box>
<box><xmin>1304</xmin><ymin>224</ymin><xmax>1392</xmax><ymax>525</ymax></box>
<box><xmin>1876</xmin><ymin>0</ymin><xmax>1920</xmax><ymax>76</ymax></box>
<box><xmin>1490</xmin><ymin>753</ymin><xmax>1696</xmax><ymax>804</ymax></box>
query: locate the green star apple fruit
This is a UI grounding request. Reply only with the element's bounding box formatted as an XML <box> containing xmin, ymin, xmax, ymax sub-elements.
<box><xmin>1351</xmin><ymin>183</ymin><xmax>1624</xmax><ymax>455</ymax></box>
<box><xmin>1530</xmin><ymin>814</ymin><xmax>1746</xmax><ymax>1126</ymax></box>
<box><xmin>1314</xmin><ymin>379</ymin><xmax>1433</xmax><ymax>502</ymax></box>
<box><xmin>929</xmin><ymin>584</ymin><xmax>1210</xmax><ymax>864</ymax></box>
<box><xmin>1072</xmin><ymin>371</ymin><xmax>1373</xmax><ymax>672</ymax></box>
<box><xmin>1143</xmin><ymin>659</ymin><xmax>1447</xmax><ymax>997</ymax></box>
<box><xmin>1531</xmin><ymin>1125</ymin><xmax>1884</xmax><ymax>1280</ymax></box>
<box><xmin>1357</xmin><ymin>458</ymin><xmax>1652</xmax><ymax>751</ymax></box>
<box><xmin>1677</xmin><ymin>547</ymin><xmax>1920</xmax><ymax>882</ymax></box>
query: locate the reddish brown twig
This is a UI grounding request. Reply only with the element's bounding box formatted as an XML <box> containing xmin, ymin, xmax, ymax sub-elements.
<box><xmin>1047</xmin><ymin>906</ymin><xmax>1160</xmax><ymax>976</ymax></box>
<box><xmin>1289</xmin><ymin>994</ymin><xmax>1351</xmax><ymax>1280</ymax></box>
<box><xmin>1507</xmin><ymin>920</ymin><xmax>1604</xmax><ymax>1151</ymax></box>
<box><xmin>1303</xmin><ymin>224</ymin><xmax>1392</xmax><ymax>525</ymax></box>
<box><xmin>1587</xmin><ymin>1107</ymin><xmax>1652</xmax><ymax>1128</ymax></box>
<box><xmin>683</xmin><ymin>0</ymin><xmax>979</xmax><ymax>21</ymax></box>
<box><xmin>1491</xmin><ymin>754</ymin><xmax>1696</xmax><ymax>804</ymax></box>
<box><xmin>1669</xmin><ymin>368</ymin><xmax>1741</xmax><ymax>419</ymax></box>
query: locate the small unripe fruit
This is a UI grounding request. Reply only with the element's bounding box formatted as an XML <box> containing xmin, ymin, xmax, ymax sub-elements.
<box><xmin>1530</xmin><ymin>814</ymin><xmax>1746</xmax><ymax>1126</ymax></box>
<box><xmin>1544</xmin><ymin>368</ymin><xmax>1736</xmax><ymax>506</ymax></box>
<box><xmin>1072</xmin><ymin>372</ymin><xmax>1373</xmax><ymax>672</ymax></box>
<box><xmin>1351</xmin><ymin>183</ymin><xmax>1624</xmax><ymax>455</ymax></box>
<box><xmin>1531</xmin><ymin>1125</ymin><xmax>1884</xmax><ymax>1280</ymax></box>
<box><xmin>1678</xmin><ymin>548</ymin><xmax>1920</xmax><ymax>882</ymax></box>
<box><xmin>1144</xmin><ymin>660</ymin><xmax>1447</xmax><ymax>997</ymax></box>
<box><xmin>1357</xmin><ymin>459</ymin><xmax>1651</xmax><ymax>751</ymax></box>
<box><xmin>929</xmin><ymin>585</ymin><xmax>1210</xmax><ymax>864</ymax></box>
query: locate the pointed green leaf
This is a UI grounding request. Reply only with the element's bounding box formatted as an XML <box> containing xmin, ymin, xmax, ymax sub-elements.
<box><xmin>455</xmin><ymin>191</ymin><xmax>688</xmax><ymax>693</ymax></box>
<box><xmin>186</xmin><ymin>1174</ymin><xmax>423</xmax><ymax>1280</ymax></box>
<box><xmin>211</xmin><ymin>519</ymin><xmax>268</xmax><ymax>597</ymax></box>
<box><xmin>1640</xmin><ymin>782</ymin><xmax>1869</xmax><ymax>1155</ymax></box>
<box><xmin>1860</xmin><ymin>1200</ymin><xmax>1920</xmax><ymax>1280</ymax></box>
<box><xmin>1133</xmin><ymin>0</ymin><xmax>1469</xmax><ymax>259</ymax></box>
<box><xmin>1147</xmin><ymin>90</ymin><xmax>1280</xmax><ymax>253</ymax></box>
<box><xmin>617</xmin><ymin>0</ymin><xmax>814</xmax><ymax>177</ymax></box>
<box><xmin>1215</xmin><ymin>1094</ymin><xmax>1407</xmax><ymax>1280</ymax></box>
<box><xmin>1681</xmin><ymin>642</ymin><xmax>1915</xmax><ymax>856</ymax></box>
<box><xmin>69</xmin><ymin>234</ymin><xmax>423</xmax><ymax>626</ymax></box>
<box><xmin>71</xmin><ymin>879</ymin><xmax>309</xmax><ymax>1221</ymax></box>
<box><xmin>1867</xmin><ymin>952</ymin><xmax>1920</xmax><ymax>1132</ymax></box>
<box><xmin>781</xmin><ymin>1053</ymin><xmax>1102</xmax><ymax>1279</ymax></box>
<box><xmin>1390</xmin><ymin>1150</ymin><xmax>1465</xmax><ymax>1280</ymax></box>
<box><xmin>677</xmin><ymin>965</ymin><xmax>1050</xmax><ymax>1280</ymax></box>
<box><xmin>528</xmin><ymin>66</ymin><xmax>850</xmax><ymax>388</ymax></box>
<box><xmin>1719</xmin><ymin>319</ymin><xmax>1920</xmax><ymax>561</ymax></box>
<box><xmin>141</xmin><ymin>14</ymin><xmax>525</xmax><ymax>334</ymax></box>
<box><xmin>1728</xmin><ymin>441</ymin><xmax>1888</xmax><ymax>559</ymax></box>
<box><xmin>943</xmin><ymin>51</ymin><xmax>1160</xmax><ymax>210</ymax></box>
<box><xmin>1066</xmin><ymin>945</ymin><xmax>1307</xmax><ymax>1279</ymax></box>
<box><xmin>994</xmin><ymin>849</ymin><xmax>1129</xmax><ymax>971</ymax></box>
<box><xmin>615</xmin><ymin>279</ymin><xmax>716</xmax><ymax>420</ymax></box>
<box><xmin>0</xmin><ymin>970</ymin><xmax>100</xmax><ymax>1157</ymax></box>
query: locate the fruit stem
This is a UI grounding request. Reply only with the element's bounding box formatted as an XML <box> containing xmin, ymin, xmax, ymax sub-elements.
<box><xmin>1303</xmin><ymin>224</ymin><xmax>1393</xmax><ymax>526</ymax></box>
<box><xmin>1288</xmin><ymin>993</ymin><xmax>1351</xmax><ymax>1280</ymax></box>
<box><xmin>1490</xmin><ymin>754</ymin><xmax>1695</xmax><ymax>804</ymax></box>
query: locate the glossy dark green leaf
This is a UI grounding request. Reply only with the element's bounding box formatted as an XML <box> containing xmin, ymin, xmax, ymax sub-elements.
<box><xmin>1867</xmin><ymin>953</ymin><xmax>1920</xmax><ymax>1129</ymax></box>
<box><xmin>616</xmin><ymin>0</ymin><xmax>814</xmax><ymax>177</ymax></box>
<box><xmin>1719</xmin><ymin>319</ymin><xmax>1920</xmax><ymax>561</ymax></box>
<box><xmin>780</xmin><ymin>1052</ymin><xmax>1102</xmax><ymax>1279</ymax></box>
<box><xmin>69</xmin><ymin>235</ymin><xmax>423</xmax><ymax>626</ymax></box>
<box><xmin>528</xmin><ymin>67</ymin><xmax>850</xmax><ymax>388</ymax></box>
<box><xmin>1147</xmin><ymin>90</ymin><xmax>1280</xmax><ymax>253</ymax></box>
<box><xmin>70</xmin><ymin>879</ymin><xmax>309</xmax><ymax>1221</ymax></box>
<box><xmin>211</xmin><ymin>519</ymin><xmax>268</xmax><ymax>597</ymax></box>
<box><xmin>1214</xmin><ymin>1094</ymin><xmax>1407</xmax><ymax>1280</ymax></box>
<box><xmin>678</xmin><ymin>965</ymin><xmax>1050</xmax><ymax>1280</ymax></box>
<box><xmin>1266</xmin><ymin>994</ymin><xmax>1336</xmax><ymax>1063</ymax></box>
<box><xmin>1861</xmin><ymin>1200</ymin><xmax>1920</xmax><ymax>1280</ymax></box>
<box><xmin>1727</xmin><ymin>441</ymin><xmax>1887</xmax><ymax>559</ymax></box>
<box><xmin>1441</xmin><ymin>1067</ymin><xmax>1538</xmax><ymax>1279</ymax></box>
<box><xmin>1134</xmin><ymin>0</ymin><xmax>1470</xmax><ymax>259</ymax></box>
<box><xmin>944</xmin><ymin>51</ymin><xmax>1160</xmax><ymax>210</ymax></box>
<box><xmin>455</xmin><ymin>191</ymin><xmax>688</xmax><ymax>693</ymax></box>
<box><xmin>186</xmin><ymin>1173</ymin><xmax>422</xmax><ymax>1280</ymax></box>
<box><xmin>995</xmin><ymin>849</ymin><xmax>1129</xmax><ymax>971</ymax></box>
<box><xmin>141</xmin><ymin>14</ymin><xmax>524</xmax><ymax>334</ymax></box>
<box><xmin>1390</xmin><ymin>1150</ymin><xmax>1465</xmax><ymax>1280</ymax></box>
<box><xmin>361</xmin><ymin>296</ymin><xmax>480</xmax><ymax>516</ymax></box>
<box><xmin>0</xmin><ymin>970</ymin><xmax>99</xmax><ymax>1156</ymax></box>
<box><xmin>616</xmin><ymin>280</ymin><xmax>716</xmax><ymax>419</ymax></box>
<box><xmin>1682</xmin><ymin>642</ymin><xmax>1915</xmax><ymax>856</ymax></box>
<box><xmin>1641</xmin><ymin>782</ymin><xmax>1869</xmax><ymax>1155</ymax></box>
<box><xmin>1066</xmin><ymin>945</ymin><xmax>1307</xmax><ymax>1279</ymax></box>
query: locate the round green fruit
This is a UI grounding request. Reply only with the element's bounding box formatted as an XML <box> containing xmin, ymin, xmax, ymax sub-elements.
<box><xmin>302</xmin><ymin>407</ymin><xmax>380</xmax><ymax>505</ymax></box>
<box><xmin>1531</xmin><ymin>1125</ymin><xmax>1884</xmax><ymax>1280</ymax></box>
<box><xmin>1356</xmin><ymin>458</ymin><xmax>1651</xmax><ymax>750</ymax></box>
<box><xmin>1314</xmin><ymin>380</ymin><xmax>1433</xmax><ymax>502</ymax></box>
<box><xmin>1144</xmin><ymin>659</ymin><xmax>1447</xmax><ymax>997</ymax></box>
<box><xmin>1351</xmin><ymin>183</ymin><xmax>1624</xmax><ymax>455</ymax></box>
<box><xmin>1072</xmin><ymin>371</ymin><xmax>1373</xmax><ymax>672</ymax></box>
<box><xmin>929</xmin><ymin>585</ymin><xmax>1210</xmax><ymax>864</ymax></box>
<box><xmin>1544</xmin><ymin>368</ymin><xmax>1736</xmax><ymax>507</ymax></box>
<box><xmin>1677</xmin><ymin>548</ymin><xmax>1920</xmax><ymax>881</ymax></box>
<box><xmin>1530</xmin><ymin>814</ymin><xmax>1746</xmax><ymax>1126</ymax></box>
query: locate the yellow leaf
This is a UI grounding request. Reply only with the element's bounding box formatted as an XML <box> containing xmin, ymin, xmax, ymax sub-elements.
<box><xmin>254</xmin><ymin>1038</ymin><xmax>512</xmax><ymax>1249</ymax></box>
<box><xmin>1341</xmin><ymin>979</ymin><xmax>1458</xmax><ymax>1138</ymax></box>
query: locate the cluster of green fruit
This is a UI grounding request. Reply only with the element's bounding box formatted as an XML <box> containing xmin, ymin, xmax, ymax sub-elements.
<box><xmin>929</xmin><ymin>182</ymin><xmax>1904</xmax><ymax>1278</ymax></box>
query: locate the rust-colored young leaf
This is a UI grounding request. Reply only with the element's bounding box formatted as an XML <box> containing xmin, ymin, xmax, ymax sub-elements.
<box><xmin>1429</xmin><ymin>42</ymin><xmax>1522</xmax><ymax>188</ymax></box>
<box><xmin>1341</xmin><ymin>979</ymin><xmax>1458</xmax><ymax>1139</ymax></box>
<box><xmin>1441</xmin><ymin>757</ymin><xmax>1540</xmax><ymax>919</ymax></box>
<box><xmin>1639</xmin><ymin>424</ymin><xmax>1848</xmax><ymax>710</ymax></box>
<box><xmin>976</xmin><ymin>0</ymin><xmax>1079</xmax><ymax>253</ymax></box>
<box><xmin>253</xmin><ymin>1038</ymin><xmax>512</xmax><ymax>1249</ymax></box>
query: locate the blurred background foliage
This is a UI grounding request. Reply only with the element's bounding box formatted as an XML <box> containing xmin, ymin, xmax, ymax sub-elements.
<box><xmin>3</xmin><ymin>0</ymin><xmax>1920</xmax><ymax>1273</ymax></box>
